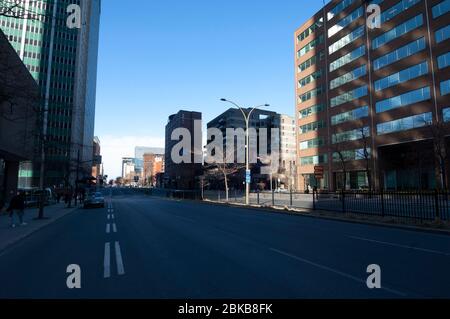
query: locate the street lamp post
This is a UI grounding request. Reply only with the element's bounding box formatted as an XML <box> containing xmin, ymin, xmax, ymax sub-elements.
<box><xmin>220</xmin><ymin>99</ymin><xmax>270</xmax><ymax>205</ymax></box>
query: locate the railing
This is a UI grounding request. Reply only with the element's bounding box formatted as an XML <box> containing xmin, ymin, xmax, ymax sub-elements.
<box><xmin>201</xmin><ymin>189</ymin><xmax>450</xmax><ymax>222</ymax></box>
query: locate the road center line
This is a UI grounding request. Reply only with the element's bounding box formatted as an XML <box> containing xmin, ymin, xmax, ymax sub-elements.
<box><xmin>115</xmin><ymin>242</ymin><xmax>125</xmax><ymax>276</ymax></box>
<box><xmin>347</xmin><ymin>235</ymin><xmax>450</xmax><ymax>257</ymax></box>
<box><xmin>269</xmin><ymin>248</ymin><xmax>408</xmax><ymax>297</ymax></box>
<box><xmin>104</xmin><ymin>242</ymin><xmax>111</xmax><ymax>278</ymax></box>
<box><xmin>106</xmin><ymin>223</ymin><xmax>110</xmax><ymax>234</ymax></box>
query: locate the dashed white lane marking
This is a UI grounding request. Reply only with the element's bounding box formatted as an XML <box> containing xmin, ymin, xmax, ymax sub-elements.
<box><xmin>270</xmin><ymin>248</ymin><xmax>408</xmax><ymax>297</ymax></box>
<box><xmin>115</xmin><ymin>242</ymin><xmax>125</xmax><ymax>276</ymax></box>
<box><xmin>106</xmin><ymin>223</ymin><xmax>110</xmax><ymax>234</ymax></box>
<box><xmin>104</xmin><ymin>243</ymin><xmax>111</xmax><ymax>278</ymax></box>
<box><xmin>107</xmin><ymin>214</ymin><xmax>111</xmax><ymax>220</ymax></box>
<box><xmin>111</xmin><ymin>214</ymin><xmax>115</xmax><ymax>220</ymax></box>
<box><xmin>347</xmin><ymin>236</ymin><xmax>450</xmax><ymax>257</ymax></box>
<box><xmin>112</xmin><ymin>223</ymin><xmax>117</xmax><ymax>233</ymax></box>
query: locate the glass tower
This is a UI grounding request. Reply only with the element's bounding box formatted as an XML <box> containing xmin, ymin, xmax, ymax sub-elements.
<box><xmin>0</xmin><ymin>0</ymin><xmax>101</xmax><ymax>188</ymax></box>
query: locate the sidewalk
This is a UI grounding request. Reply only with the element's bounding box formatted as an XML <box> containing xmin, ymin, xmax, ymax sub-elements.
<box><xmin>0</xmin><ymin>203</ymin><xmax>79</xmax><ymax>253</ymax></box>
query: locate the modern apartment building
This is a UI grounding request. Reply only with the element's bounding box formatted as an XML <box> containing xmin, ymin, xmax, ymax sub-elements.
<box><xmin>164</xmin><ymin>110</ymin><xmax>203</xmax><ymax>190</ymax></box>
<box><xmin>295</xmin><ymin>0</ymin><xmax>450</xmax><ymax>191</ymax></box>
<box><xmin>0</xmin><ymin>0</ymin><xmax>101</xmax><ymax>188</ymax></box>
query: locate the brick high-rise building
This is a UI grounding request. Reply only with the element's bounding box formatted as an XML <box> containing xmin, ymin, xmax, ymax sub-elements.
<box><xmin>295</xmin><ymin>0</ymin><xmax>450</xmax><ymax>191</ymax></box>
<box><xmin>164</xmin><ymin>110</ymin><xmax>202</xmax><ymax>190</ymax></box>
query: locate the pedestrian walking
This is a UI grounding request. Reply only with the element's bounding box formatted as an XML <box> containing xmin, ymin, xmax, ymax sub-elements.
<box><xmin>6</xmin><ymin>191</ymin><xmax>26</xmax><ymax>228</ymax></box>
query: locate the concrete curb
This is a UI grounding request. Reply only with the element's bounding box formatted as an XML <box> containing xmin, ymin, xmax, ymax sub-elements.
<box><xmin>0</xmin><ymin>206</ymin><xmax>79</xmax><ymax>255</ymax></box>
<box><xmin>153</xmin><ymin>195</ymin><xmax>450</xmax><ymax>236</ymax></box>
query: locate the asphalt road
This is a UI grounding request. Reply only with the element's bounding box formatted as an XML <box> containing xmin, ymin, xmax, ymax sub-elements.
<box><xmin>0</xmin><ymin>189</ymin><xmax>449</xmax><ymax>299</ymax></box>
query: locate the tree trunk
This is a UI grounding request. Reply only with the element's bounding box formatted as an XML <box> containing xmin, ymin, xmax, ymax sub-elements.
<box><xmin>224</xmin><ymin>173</ymin><xmax>229</xmax><ymax>202</ymax></box>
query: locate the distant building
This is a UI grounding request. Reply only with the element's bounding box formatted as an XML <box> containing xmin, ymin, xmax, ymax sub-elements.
<box><xmin>0</xmin><ymin>30</ymin><xmax>39</xmax><ymax>202</ymax></box>
<box><xmin>92</xmin><ymin>137</ymin><xmax>103</xmax><ymax>184</ymax></box>
<box><xmin>274</xmin><ymin>114</ymin><xmax>297</xmax><ymax>189</ymax></box>
<box><xmin>135</xmin><ymin>147</ymin><xmax>165</xmax><ymax>160</ymax></box>
<box><xmin>122</xmin><ymin>157</ymin><xmax>135</xmax><ymax>182</ymax></box>
<box><xmin>206</xmin><ymin>108</ymin><xmax>296</xmax><ymax>189</ymax></box>
<box><xmin>143</xmin><ymin>153</ymin><xmax>165</xmax><ymax>186</ymax></box>
<box><xmin>164</xmin><ymin>110</ymin><xmax>202</xmax><ymax>190</ymax></box>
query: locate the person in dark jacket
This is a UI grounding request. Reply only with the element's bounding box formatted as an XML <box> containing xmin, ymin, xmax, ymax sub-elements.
<box><xmin>7</xmin><ymin>191</ymin><xmax>26</xmax><ymax>228</ymax></box>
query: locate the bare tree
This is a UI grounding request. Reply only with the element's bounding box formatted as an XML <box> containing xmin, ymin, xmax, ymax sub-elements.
<box><xmin>427</xmin><ymin>119</ymin><xmax>449</xmax><ymax>190</ymax></box>
<box><xmin>204</xmin><ymin>162</ymin><xmax>244</xmax><ymax>202</ymax></box>
<box><xmin>331</xmin><ymin>143</ymin><xmax>348</xmax><ymax>192</ymax></box>
<box><xmin>357</xmin><ymin>126</ymin><xmax>373</xmax><ymax>192</ymax></box>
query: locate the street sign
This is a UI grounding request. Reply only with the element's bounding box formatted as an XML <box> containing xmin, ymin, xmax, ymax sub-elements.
<box><xmin>246</xmin><ymin>170</ymin><xmax>251</xmax><ymax>184</ymax></box>
<box><xmin>314</xmin><ymin>166</ymin><xmax>324</xmax><ymax>180</ymax></box>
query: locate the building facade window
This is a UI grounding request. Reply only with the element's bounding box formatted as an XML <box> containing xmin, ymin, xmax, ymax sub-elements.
<box><xmin>297</xmin><ymin>17</ymin><xmax>324</xmax><ymax>43</ymax></box>
<box><xmin>376</xmin><ymin>86</ymin><xmax>431</xmax><ymax>113</ymax></box>
<box><xmin>373</xmin><ymin>37</ymin><xmax>426</xmax><ymax>70</ymax></box>
<box><xmin>332</xmin><ymin>126</ymin><xmax>370</xmax><ymax>144</ymax></box>
<box><xmin>329</xmin><ymin>25</ymin><xmax>365</xmax><ymax>55</ymax></box>
<box><xmin>301</xmin><ymin>154</ymin><xmax>328</xmax><ymax>166</ymax></box>
<box><xmin>436</xmin><ymin>25</ymin><xmax>450</xmax><ymax>43</ymax></box>
<box><xmin>330</xmin><ymin>65</ymin><xmax>366</xmax><ymax>90</ymax></box>
<box><xmin>327</xmin><ymin>0</ymin><xmax>356</xmax><ymax>21</ymax></box>
<box><xmin>443</xmin><ymin>107</ymin><xmax>450</xmax><ymax>122</ymax></box>
<box><xmin>441</xmin><ymin>79</ymin><xmax>450</xmax><ymax>96</ymax></box>
<box><xmin>380</xmin><ymin>0</ymin><xmax>421</xmax><ymax>24</ymax></box>
<box><xmin>377</xmin><ymin>112</ymin><xmax>432</xmax><ymax>135</ymax></box>
<box><xmin>299</xmin><ymin>70</ymin><xmax>323</xmax><ymax>87</ymax></box>
<box><xmin>333</xmin><ymin>149</ymin><xmax>367</xmax><ymax>162</ymax></box>
<box><xmin>374</xmin><ymin>61</ymin><xmax>428</xmax><ymax>91</ymax></box>
<box><xmin>330</xmin><ymin>45</ymin><xmax>365</xmax><ymax>72</ymax></box>
<box><xmin>300</xmin><ymin>120</ymin><xmax>326</xmax><ymax>134</ymax></box>
<box><xmin>372</xmin><ymin>14</ymin><xmax>423</xmax><ymax>50</ymax></box>
<box><xmin>300</xmin><ymin>138</ymin><xmax>325</xmax><ymax>150</ymax></box>
<box><xmin>331</xmin><ymin>105</ymin><xmax>369</xmax><ymax>125</ymax></box>
<box><xmin>297</xmin><ymin>35</ymin><xmax>324</xmax><ymax>58</ymax></box>
<box><xmin>438</xmin><ymin>52</ymin><xmax>450</xmax><ymax>69</ymax></box>
<box><xmin>328</xmin><ymin>6</ymin><xmax>363</xmax><ymax>38</ymax></box>
<box><xmin>299</xmin><ymin>104</ymin><xmax>325</xmax><ymax>118</ymax></box>
<box><xmin>298</xmin><ymin>52</ymin><xmax>324</xmax><ymax>73</ymax></box>
<box><xmin>432</xmin><ymin>0</ymin><xmax>450</xmax><ymax>19</ymax></box>
<box><xmin>330</xmin><ymin>85</ymin><xmax>368</xmax><ymax>108</ymax></box>
<box><xmin>299</xmin><ymin>86</ymin><xmax>323</xmax><ymax>103</ymax></box>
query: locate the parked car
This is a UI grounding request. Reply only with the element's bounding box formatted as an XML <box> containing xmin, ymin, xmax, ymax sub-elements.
<box><xmin>20</xmin><ymin>188</ymin><xmax>56</xmax><ymax>207</ymax></box>
<box><xmin>83</xmin><ymin>192</ymin><xmax>105</xmax><ymax>208</ymax></box>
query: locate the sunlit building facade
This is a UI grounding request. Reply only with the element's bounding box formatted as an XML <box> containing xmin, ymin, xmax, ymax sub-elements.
<box><xmin>295</xmin><ymin>0</ymin><xmax>450</xmax><ymax>191</ymax></box>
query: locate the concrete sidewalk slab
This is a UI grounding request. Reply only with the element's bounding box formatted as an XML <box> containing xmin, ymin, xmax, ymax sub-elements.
<box><xmin>0</xmin><ymin>203</ymin><xmax>79</xmax><ymax>253</ymax></box>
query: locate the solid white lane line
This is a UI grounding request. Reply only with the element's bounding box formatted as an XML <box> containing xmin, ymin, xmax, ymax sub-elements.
<box><xmin>106</xmin><ymin>223</ymin><xmax>110</xmax><ymax>234</ymax></box>
<box><xmin>104</xmin><ymin>243</ymin><xmax>111</xmax><ymax>278</ymax></box>
<box><xmin>115</xmin><ymin>242</ymin><xmax>125</xmax><ymax>276</ymax></box>
<box><xmin>112</xmin><ymin>223</ymin><xmax>117</xmax><ymax>233</ymax></box>
<box><xmin>270</xmin><ymin>248</ymin><xmax>407</xmax><ymax>297</ymax></box>
<box><xmin>347</xmin><ymin>236</ymin><xmax>450</xmax><ymax>257</ymax></box>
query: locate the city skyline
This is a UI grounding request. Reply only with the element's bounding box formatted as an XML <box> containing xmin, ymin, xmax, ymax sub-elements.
<box><xmin>95</xmin><ymin>0</ymin><xmax>326</xmax><ymax>178</ymax></box>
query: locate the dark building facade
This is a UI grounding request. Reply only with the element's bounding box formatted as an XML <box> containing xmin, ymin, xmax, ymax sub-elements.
<box><xmin>0</xmin><ymin>30</ymin><xmax>38</xmax><ymax>204</ymax></box>
<box><xmin>164</xmin><ymin>110</ymin><xmax>203</xmax><ymax>190</ymax></box>
<box><xmin>295</xmin><ymin>0</ymin><xmax>450</xmax><ymax>191</ymax></box>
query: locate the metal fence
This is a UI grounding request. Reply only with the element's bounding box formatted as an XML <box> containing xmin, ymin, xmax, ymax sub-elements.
<box><xmin>202</xmin><ymin>189</ymin><xmax>450</xmax><ymax>221</ymax></box>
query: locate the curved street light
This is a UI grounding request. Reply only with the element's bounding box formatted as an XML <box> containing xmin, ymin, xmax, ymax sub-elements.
<box><xmin>220</xmin><ymin>98</ymin><xmax>270</xmax><ymax>205</ymax></box>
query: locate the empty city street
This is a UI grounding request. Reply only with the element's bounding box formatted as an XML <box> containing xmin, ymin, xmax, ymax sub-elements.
<box><xmin>0</xmin><ymin>190</ymin><xmax>449</xmax><ymax>299</ymax></box>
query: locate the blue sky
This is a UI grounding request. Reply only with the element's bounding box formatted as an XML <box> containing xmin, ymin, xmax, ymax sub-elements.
<box><xmin>95</xmin><ymin>0</ymin><xmax>326</xmax><ymax>178</ymax></box>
